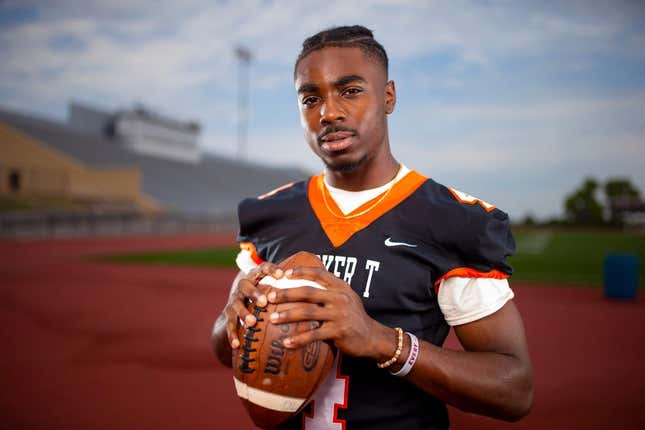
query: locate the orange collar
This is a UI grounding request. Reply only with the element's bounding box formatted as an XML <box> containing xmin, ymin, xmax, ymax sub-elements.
<box><xmin>308</xmin><ymin>170</ymin><xmax>427</xmax><ymax>247</ymax></box>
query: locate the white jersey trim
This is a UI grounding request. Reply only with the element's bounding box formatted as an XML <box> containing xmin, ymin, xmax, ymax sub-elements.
<box><xmin>437</xmin><ymin>277</ymin><xmax>514</xmax><ymax>326</ymax></box>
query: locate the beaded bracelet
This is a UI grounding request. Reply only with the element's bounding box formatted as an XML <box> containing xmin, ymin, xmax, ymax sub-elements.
<box><xmin>390</xmin><ymin>332</ymin><xmax>420</xmax><ymax>377</ymax></box>
<box><xmin>377</xmin><ymin>327</ymin><xmax>403</xmax><ymax>369</ymax></box>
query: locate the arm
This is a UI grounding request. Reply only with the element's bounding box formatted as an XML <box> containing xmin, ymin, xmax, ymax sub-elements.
<box><xmin>210</xmin><ymin>264</ymin><xmax>284</xmax><ymax>367</ymax></box>
<box><xmin>267</xmin><ymin>267</ymin><xmax>534</xmax><ymax>422</ymax></box>
<box><xmin>211</xmin><ymin>271</ymin><xmax>244</xmax><ymax>367</ymax></box>
<box><xmin>404</xmin><ymin>300</ymin><xmax>534</xmax><ymax>421</ymax></box>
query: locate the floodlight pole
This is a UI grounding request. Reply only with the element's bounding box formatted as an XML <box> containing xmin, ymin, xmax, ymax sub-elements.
<box><xmin>235</xmin><ymin>46</ymin><xmax>252</xmax><ymax>161</ymax></box>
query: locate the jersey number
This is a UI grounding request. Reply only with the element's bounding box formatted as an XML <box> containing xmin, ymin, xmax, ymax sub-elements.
<box><xmin>303</xmin><ymin>353</ymin><xmax>349</xmax><ymax>430</ymax></box>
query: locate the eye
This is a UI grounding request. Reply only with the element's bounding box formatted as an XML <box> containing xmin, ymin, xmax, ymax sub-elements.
<box><xmin>343</xmin><ymin>87</ymin><xmax>363</xmax><ymax>97</ymax></box>
<box><xmin>302</xmin><ymin>96</ymin><xmax>319</xmax><ymax>107</ymax></box>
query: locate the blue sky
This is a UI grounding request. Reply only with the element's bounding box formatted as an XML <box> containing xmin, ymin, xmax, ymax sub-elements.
<box><xmin>1</xmin><ymin>0</ymin><xmax>644</xmax><ymax>220</ymax></box>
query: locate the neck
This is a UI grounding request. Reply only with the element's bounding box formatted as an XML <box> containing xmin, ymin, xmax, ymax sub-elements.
<box><xmin>325</xmin><ymin>153</ymin><xmax>399</xmax><ymax>191</ymax></box>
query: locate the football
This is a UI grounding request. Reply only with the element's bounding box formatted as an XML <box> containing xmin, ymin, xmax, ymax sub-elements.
<box><xmin>232</xmin><ymin>251</ymin><xmax>335</xmax><ymax>429</ymax></box>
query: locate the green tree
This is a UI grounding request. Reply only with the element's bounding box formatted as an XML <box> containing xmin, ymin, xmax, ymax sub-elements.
<box><xmin>605</xmin><ymin>178</ymin><xmax>640</xmax><ymax>200</ymax></box>
<box><xmin>564</xmin><ymin>178</ymin><xmax>605</xmax><ymax>225</ymax></box>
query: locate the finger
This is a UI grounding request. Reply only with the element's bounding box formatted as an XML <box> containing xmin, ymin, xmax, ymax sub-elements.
<box><xmin>283</xmin><ymin>325</ymin><xmax>334</xmax><ymax>349</ymax></box>
<box><xmin>242</xmin><ymin>263</ymin><xmax>282</xmax><ymax>290</ymax></box>
<box><xmin>243</xmin><ymin>266</ymin><xmax>266</xmax><ymax>286</ymax></box>
<box><xmin>225</xmin><ymin>310</ymin><xmax>241</xmax><ymax>349</ymax></box>
<box><xmin>269</xmin><ymin>303</ymin><xmax>329</xmax><ymax>324</ymax></box>
<box><xmin>267</xmin><ymin>285</ymin><xmax>330</xmax><ymax>305</ymax></box>
<box><xmin>236</xmin><ymin>277</ymin><xmax>267</xmax><ymax>307</ymax></box>
<box><xmin>257</xmin><ymin>262</ymin><xmax>284</xmax><ymax>280</ymax></box>
<box><xmin>230</xmin><ymin>298</ymin><xmax>258</xmax><ymax>327</ymax></box>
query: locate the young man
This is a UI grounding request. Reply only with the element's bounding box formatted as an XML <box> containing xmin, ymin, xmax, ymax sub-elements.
<box><xmin>212</xmin><ymin>25</ymin><xmax>533</xmax><ymax>429</ymax></box>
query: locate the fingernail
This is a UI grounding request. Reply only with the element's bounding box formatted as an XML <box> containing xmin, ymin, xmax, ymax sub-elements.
<box><xmin>232</xmin><ymin>339</ymin><xmax>240</xmax><ymax>349</ymax></box>
<box><xmin>284</xmin><ymin>269</ymin><xmax>293</xmax><ymax>277</ymax></box>
<box><xmin>268</xmin><ymin>291</ymin><xmax>276</xmax><ymax>302</ymax></box>
<box><xmin>257</xmin><ymin>295</ymin><xmax>267</xmax><ymax>307</ymax></box>
<box><xmin>275</xmin><ymin>269</ymin><xmax>283</xmax><ymax>278</ymax></box>
<box><xmin>270</xmin><ymin>312</ymin><xmax>279</xmax><ymax>322</ymax></box>
<box><xmin>245</xmin><ymin>314</ymin><xmax>255</xmax><ymax>326</ymax></box>
<box><xmin>284</xmin><ymin>338</ymin><xmax>293</xmax><ymax>347</ymax></box>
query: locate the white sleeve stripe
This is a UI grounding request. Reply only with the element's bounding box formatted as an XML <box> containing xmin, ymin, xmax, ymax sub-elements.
<box><xmin>235</xmin><ymin>250</ymin><xmax>258</xmax><ymax>275</ymax></box>
<box><xmin>437</xmin><ymin>277</ymin><xmax>514</xmax><ymax>326</ymax></box>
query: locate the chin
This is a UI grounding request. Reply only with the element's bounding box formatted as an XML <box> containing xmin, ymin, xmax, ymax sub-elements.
<box><xmin>324</xmin><ymin>154</ymin><xmax>368</xmax><ymax>173</ymax></box>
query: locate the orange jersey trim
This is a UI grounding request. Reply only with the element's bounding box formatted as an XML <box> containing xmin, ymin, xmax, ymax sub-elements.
<box><xmin>308</xmin><ymin>170</ymin><xmax>427</xmax><ymax>248</ymax></box>
<box><xmin>434</xmin><ymin>267</ymin><xmax>509</xmax><ymax>288</ymax></box>
<box><xmin>447</xmin><ymin>187</ymin><xmax>495</xmax><ymax>212</ymax></box>
<box><xmin>239</xmin><ymin>242</ymin><xmax>264</xmax><ymax>265</ymax></box>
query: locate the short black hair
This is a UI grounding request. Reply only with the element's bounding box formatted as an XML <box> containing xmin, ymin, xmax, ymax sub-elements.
<box><xmin>294</xmin><ymin>25</ymin><xmax>389</xmax><ymax>79</ymax></box>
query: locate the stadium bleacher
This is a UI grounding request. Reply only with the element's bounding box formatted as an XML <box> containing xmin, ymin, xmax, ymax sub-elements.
<box><xmin>0</xmin><ymin>106</ymin><xmax>310</xmax><ymax>216</ymax></box>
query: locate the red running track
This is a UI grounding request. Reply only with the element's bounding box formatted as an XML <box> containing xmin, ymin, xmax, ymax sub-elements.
<box><xmin>1</xmin><ymin>234</ymin><xmax>644</xmax><ymax>429</ymax></box>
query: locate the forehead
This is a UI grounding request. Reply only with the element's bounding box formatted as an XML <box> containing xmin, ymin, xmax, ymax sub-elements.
<box><xmin>294</xmin><ymin>47</ymin><xmax>385</xmax><ymax>87</ymax></box>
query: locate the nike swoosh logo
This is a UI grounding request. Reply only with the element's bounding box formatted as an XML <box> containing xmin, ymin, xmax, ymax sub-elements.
<box><xmin>384</xmin><ymin>237</ymin><xmax>417</xmax><ymax>248</ymax></box>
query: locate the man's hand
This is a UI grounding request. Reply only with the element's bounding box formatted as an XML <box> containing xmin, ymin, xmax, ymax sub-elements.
<box><xmin>266</xmin><ymin>266</ymin><xmax>397</xmax><ymax>361</ymax></box>
<box><xmin>264</xmin><ymin>266</ymin><xmax>534</xmax><ymax>421</ymax></box>
<box><xmin>212</xmin><ymin>262</ymin><xmax>283</xmax><ymax>367</ymax></box>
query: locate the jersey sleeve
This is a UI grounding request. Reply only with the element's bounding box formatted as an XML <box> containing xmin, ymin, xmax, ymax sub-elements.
<box><xmin>235</xmin><ymin>180</ymin><xmax>306</xmax><ymax>273</ymax></box>
<box><xmin>236</xmin><ymin>197</ymin><xmax>267</xmax><ymax>274</ymax></box>
<box><xmin>429</xmin><ymin>185</ymin><xmax>516</xmax><ymax>325</ymax></box>
<box><xmin>437</xmin><ymin>277</ymin><xmax>514</xmax><ymax>325</ymax></box>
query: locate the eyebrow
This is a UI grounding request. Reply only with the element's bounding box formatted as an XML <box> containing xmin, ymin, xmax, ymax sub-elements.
<box><xmin>333</xmin><ymin>74</ymin><xmax>366</xmax><ymax>88</ymax></box>
<box><xmin>297</xmin><ymin>74</ymin><xmax>367</xmax><ymax>95</ymax></box>
<box><xmin>297</xmin><ymin>83</ymin><xmax>319</xmax><ymax>94</ymax></box>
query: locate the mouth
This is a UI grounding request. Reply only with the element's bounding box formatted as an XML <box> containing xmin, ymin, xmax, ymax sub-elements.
<box><xmin>319</xmin><ymin>131</ymin><xmax>355</xmax><ymax>153</ymax></box>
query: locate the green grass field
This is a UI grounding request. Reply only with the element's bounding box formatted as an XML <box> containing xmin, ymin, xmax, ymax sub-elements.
<box><xmin>511</xmin><ymin>229</ymin><xmax>644</xmax><ymax>287</ymax></box>
<box><xmin>99</xmin><ymin>247</ymin><xmax>239</xmax><ymax>267</ymax></box>
<box><xmin>100</xmin><ymin>229</ymin><xmax>644</xmax><ymax>287</ymax></box>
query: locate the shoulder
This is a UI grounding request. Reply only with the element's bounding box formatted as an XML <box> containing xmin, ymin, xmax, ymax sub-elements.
<box><xmin>238</xmin><ymin>179</ymin><xmax>309</xmax><ymax>214</ymax></box>
<box><xmin>409</xmin><ymin>177</ymin><xmax>515</xmax><ymax>264</ymax></box>
<box><xmin>237</xmin><ymin>178</ymin><xmax>313</xmax><ymax>239</ymax></box>
<box><xmin>413</xmin><ymin>178</ymin><xmax>499</xmax><ymax>212</ymax></box>
<box><xmin>236</xmin><ymin>178</ymin><xmax>313</xmax><ymax>264</ymax></box>
<box><xmin>412</xmin><ymin>178</ymin><xmax>511</xmax><ymax>231</ymax></box>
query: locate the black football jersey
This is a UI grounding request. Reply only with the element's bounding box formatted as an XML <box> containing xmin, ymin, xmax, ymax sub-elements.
<box><xmin>237</xmin><ymin>170</ymin><xmax>515</xmax><ymax>430</ymax></box>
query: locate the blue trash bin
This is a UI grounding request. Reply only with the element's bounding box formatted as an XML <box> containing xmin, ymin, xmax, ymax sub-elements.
<box><xmin>604</xmin><ymin>254</ymin><xmax>639</xmax><ymax>299</ymax></box>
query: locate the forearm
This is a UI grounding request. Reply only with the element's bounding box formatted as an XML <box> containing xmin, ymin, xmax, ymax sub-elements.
<box><xmin>404</xmin><ymin>341</ymin><xmax>533</xmax><ymax>421</ymax></box>
<box><xmin>211</xmin><ymin>312</ymin><xmax>233</xmax><ymax>367</ymax></box>
<box><xmin>369</xmin><ymin>325</ymin><xmax>531</xmax><ymax>420</ymax></box>
<box><xmin>211</xmin><ymin>271</ymin><xmax>247</xmax><ymax>368</ymax></box>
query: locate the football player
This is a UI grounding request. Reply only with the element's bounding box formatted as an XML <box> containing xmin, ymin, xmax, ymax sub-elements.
<box><xmin>212</xmin><ymin>25</ymin><xmax>534</xmax><ymax>429</ymax></box>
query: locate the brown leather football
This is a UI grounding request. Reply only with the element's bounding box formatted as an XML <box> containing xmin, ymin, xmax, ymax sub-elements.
<box><xmin>232</xmin><ymin>251</ymin><xmax>335</xmax><ymax>429</ymax></box>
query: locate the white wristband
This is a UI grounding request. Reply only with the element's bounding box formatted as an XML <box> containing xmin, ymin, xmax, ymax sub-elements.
<box><xmin>390</xmin><ymin>332</ymin><xmax>419</xmax><ymax>377</ymax></box>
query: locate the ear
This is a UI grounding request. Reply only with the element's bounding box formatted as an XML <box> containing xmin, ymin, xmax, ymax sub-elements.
<box><xmin>384</xmin><ymin>80</ymin><xmax>396</xmax><ymax>114</ymax></box>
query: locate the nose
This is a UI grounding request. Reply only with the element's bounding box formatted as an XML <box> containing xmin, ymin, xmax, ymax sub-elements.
<box><xmin>320</xmin><ymin>96</ymin><xmax>345</xmax><ymax>125</ymax></box>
